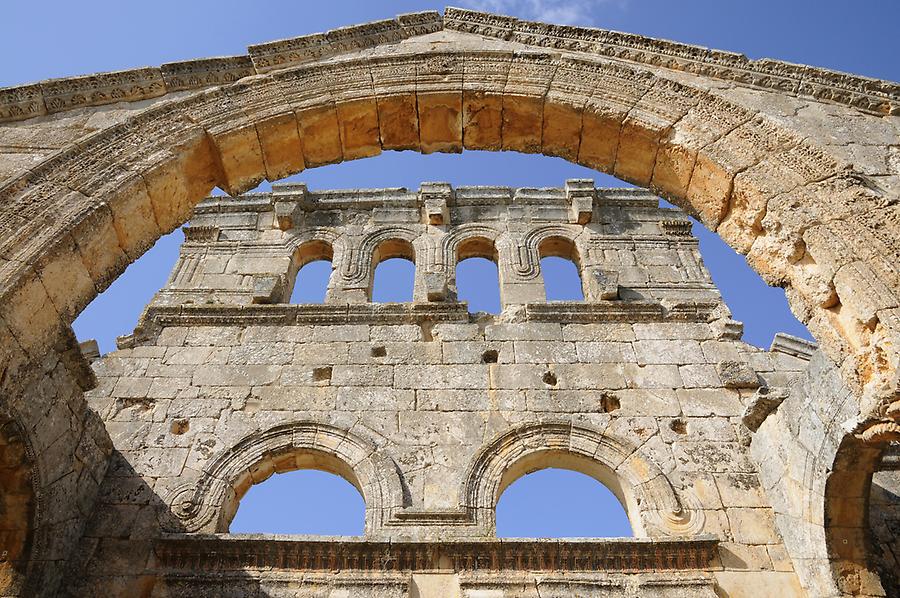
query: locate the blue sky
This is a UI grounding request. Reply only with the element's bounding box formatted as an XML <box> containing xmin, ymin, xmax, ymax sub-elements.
<box><xmin>8</xmin><ymin>1</ymin><xmax>894</xmax><ymax>537</ymax></box>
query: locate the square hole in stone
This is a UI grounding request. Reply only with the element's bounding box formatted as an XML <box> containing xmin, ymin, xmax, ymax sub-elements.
<box><xmin>312</xmin><ymin>366</ymin><xmax>332</xmax><ymax>383</ymax></box>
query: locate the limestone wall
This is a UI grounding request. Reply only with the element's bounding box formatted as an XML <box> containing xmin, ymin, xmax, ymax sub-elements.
<box><xmin>60</xmin><ymin>184</ymin><xmax>818</xmax><ymax>596</ymax></box>
<box><xmin>0</xmin><ymin>7</ymin><xmax>896</xmax><ymax>597</ymax></box>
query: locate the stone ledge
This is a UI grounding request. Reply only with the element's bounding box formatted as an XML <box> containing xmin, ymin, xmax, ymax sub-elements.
<box><xmin>769</xmin><ymin>333</ymin><xmax>818</xmax><ymax>360</ymax></box>
<box><xmin>139</xmin><ymin>300</ymin><xmax>721</xmax><ymax>328</ymax></box>
<box><xmin>154</xmin><ymin>534</ymin><xmax>720</xmax><ymax>573</ymax></box>
<box><xmin>525</xmin><ymin>301</ymin><xmax>720</xmax><ymax>323</ymax></box>
<box><xmin>193</xmin><ymin>183</ymin><xmax>659</xmax><ymax>214</ymax></box>
<box><xmin>143</xmin><ymin>302</ymin><xmax>472</xmax><ymax>328</ymax></box>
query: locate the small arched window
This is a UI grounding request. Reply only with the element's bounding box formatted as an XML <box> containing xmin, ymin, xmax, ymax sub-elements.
<box><xmin>289</xmin><ymin>241</ymin><xmax>334</xmax><ymax>304</ymax></box>
<box><xmin>496</xmin><ymin>467</ymin><xmax>632</xmax><ymax>538</ymax></box>
<box><xmin>371</xmin><ymin>239</ymin><xmax>415</xmax><ymax>303</ymax></box>
<box><xmin>455</xmin><ymin>237</ymin><xmax>501</xmax><ymax>314</ymax></box>
<box><xmin>539</xmin><ymin>237</ymin><xmax>584</xmax><ymax>301</ymax></box>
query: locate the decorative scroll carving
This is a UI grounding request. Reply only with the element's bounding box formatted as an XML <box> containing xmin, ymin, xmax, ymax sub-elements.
<box><xmin>444</xmin><ymin>7</ymin><xmax>899</xmax><ymax>115</ymax></box>
<box><xmin>40</xmin><ymin>67</ymin><xmax>166</xmax><ymax>113</ymax></box>
<box><xmin>462</xmin><ymin>421</ymin><xmax>706</xmax><ymax>537</ymax></box>
<box><xmin>0</xmin><ymin>83</ymin><xmax>46</xmax><ymax>121</ymax></box>
<box><xmin>154</xmin><ymin>535</ymin><xmax>719</xmax><ymax>573</ymax></box>
<box><xmin>158</xmin><ymin>421</ymin><xmax>405</xmax><ymax>533</ymax></box>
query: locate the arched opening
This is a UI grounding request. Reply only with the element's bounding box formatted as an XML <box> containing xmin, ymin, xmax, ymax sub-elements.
<box><xmin>229</xmin><ymin>469</ymin><xmax>365</xmax><ymax>535</ymax></box>
<box><xmin>539</xmin><ymin>237</ymin><xmax>584</xmax><ymax>301</ymax></box>
<box><xmin>370</xmin><ymin>239</ymin><xmax>415</xmax><ymax>303</ymax></box>
<box><xmin>496</xmin><ymin>467</ymin><xmax>633</xmax><ymax>538</ymax></box>
<box><xmin>455</xmin><ymin>237</ymin><xmax>501</xmax><ymax>313</ymax></box>
<box><xmin>288</xmin><ymin>240</ymin><xmax>334</xmax><ymax>304</ymax></box>
<box><xmin>223</xmin><ymin>449</ymin><xmax>366</xmax><ymax>536</ymax></box>
<box><xmin>0</xmin><ymin>417</ymin><xmax>34</xmax><ymax>595</ymax></box>
<box><xmin>483</xmin><ymin>443</ymin><xmax>647</xmax><ymax>537</ymax></box>
<box><xmin>71</xmin><ymin>227</ymin><xmax>184</xmax><ymax>354</ymax></box>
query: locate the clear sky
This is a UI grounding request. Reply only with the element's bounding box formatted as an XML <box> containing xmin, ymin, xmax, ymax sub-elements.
<box><xmin>10</xmin><ymin>1</ymin><xmax>894</xmax><ymax>537</ymax></box>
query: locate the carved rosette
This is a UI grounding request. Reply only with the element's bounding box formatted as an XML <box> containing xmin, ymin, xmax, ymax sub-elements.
<box><xmin>159</xmin><ymin>481</ymin><xmax>219</xmax><ymax>533</ymax></box>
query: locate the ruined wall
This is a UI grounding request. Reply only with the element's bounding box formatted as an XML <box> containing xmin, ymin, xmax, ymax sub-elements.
<box><xmin>0</xmin><ymin>334</ymin><xmax>111</xmax><ymax>598</ymax></box>
<box><xmin>0</xmin><ymin>7</ymin><xmax>896</xmax><ymax>597</ymax></box>
<box><xmin>63</xmin><ymin>183</ymin><xmax>826</xmax><ymax>597</ymax></box>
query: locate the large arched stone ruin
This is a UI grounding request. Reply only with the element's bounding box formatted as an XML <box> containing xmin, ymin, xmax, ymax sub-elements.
<box><xmin>0</xmin><ymin>7</ymin><xmax>896</xmax><ymax>597</ymax></box>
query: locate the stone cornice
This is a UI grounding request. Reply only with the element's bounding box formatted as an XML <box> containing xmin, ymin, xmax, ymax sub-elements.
<box><xmin>192</xmin><ymin>184</ymin><xmax>659</xmax><ymax>215</ymax></box>
<box><xmin>136</xmin><ymin>300</ymin><xmax>720</xmax><ymax>329</ymax></box>
<box><xmin>0</xmin><ymin>11</ymin><xmax>442</xmax><ymax>123</ymax></box>
<box><xmin>443</xmin><ymin>7</ymin><xmax>899</xmax><ymax>115</ymax></box>
<box><xmin>0</xmin><ymin>7</ymin><xmax>896</xmax><ymax>123</ymax></box>
<box><xmin>154</xmin><ymin>534</ymin><xmax>720</xmax><ymax>573</ymax></box>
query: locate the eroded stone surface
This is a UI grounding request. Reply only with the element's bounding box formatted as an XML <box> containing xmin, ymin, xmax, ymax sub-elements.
<box><xmin>0</xmin><ymin>8</ymin><xmax>896</xmax><ymax>598</ymax></box>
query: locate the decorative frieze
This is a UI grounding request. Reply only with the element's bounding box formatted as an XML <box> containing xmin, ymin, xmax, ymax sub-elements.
<box><xmin>40</xmin><ymin>67</ymin><xmax>166</xmax><ymax>113</ymax></box>
<box><xmin>154</xmin><ymin>535</ymin><xmax>719</xmax><ymax>573</ymax></box>
<box><xmin>161</xmin><ymin>56</ymin><xmax>256</xmax><ymax>91</ymax></box>
<box><xmin>444</xmin><ymin>7</ymin><xmax>900</xmax><ymax>115</ymax></box>
<box><xmin>248</xmin><ymin>12</ymin><xmax>441</xmax><ymax>73</ymax></box>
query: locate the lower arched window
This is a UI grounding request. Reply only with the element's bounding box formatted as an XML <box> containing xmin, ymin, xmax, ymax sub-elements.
<box><xmin>229</xmin><ymin>468</ymin><xmax>365</xmax><ymax>535</ymax></box>
<box><xmin>496</xmin><ymin>467</ymin><xmax>632</xmax><ymax>538</ymax></box>
<box><xmin>226</xmin><ymin>450</ymin><xmax>366</xmax><ymax>536</ymax></box>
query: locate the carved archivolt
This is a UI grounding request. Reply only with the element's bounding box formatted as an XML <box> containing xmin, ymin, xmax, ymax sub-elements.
<box><xmin>510</xmin><ymin>224</ymin><xmax>584</xmax><ymax>280</ymax></box>
<box><xmin>159</xmin><ymin>421</ymin><xmax>405</xmax><ymax>534</ymax></box>
<box><xmin>461</xmin><ymin>421</ymin><xmax>705</xmax><ymax>537</ymax></box>
<box><xmin>340</xmin><ymin>226</ymin><xmax>421</xmax><ymax>284</ymax></box>
<box><xmin>438</xmin><ymin>223</ymin><xmax>503</xmax><ymax>273</ymax></box>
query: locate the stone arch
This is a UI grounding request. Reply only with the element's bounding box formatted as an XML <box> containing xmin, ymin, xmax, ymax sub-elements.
<box><xmin>462</xmin><ymin>421</ymin><xmax>704</xmax><ymax>537</ymax></box>
<box><xmin>159</xmin><ymin>421</ymin><xmax>405</xmax><ymax>535</ymax></box>
<box><xmin>0</xmin><ymin>11</ymin><xmax>895</xmax><ymax>596</ymax></box>
<box><xmin>0</xmin><ymin>49</ymin><xmax>892</xmax><ymax>408</ymax></box>
<box><xmin>823</xmin><ymin>434</ymin><xmax>892</xmax><ymax>596</ymax></box>
<box><xmin>441</xmin><ymin>224</ymin><xmax>503</xmax><ymax>301</ymax></box>
<box><xmin>538</xmin><ymin>234</ymin><xmax>586</xmax><ymax>301</ymax></box>
<box><xmin>441</xmin><ymin>224</ymin><xmax>503</xmax><ymax>267</ymax></box>
<box><xmin>511</xmin><ymin>224</ymin><xmax>584</xmax><ymax>280</ymax></box>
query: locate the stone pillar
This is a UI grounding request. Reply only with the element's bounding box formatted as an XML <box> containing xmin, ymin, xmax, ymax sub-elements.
<box><xmin>497</xmin><ymin>233</ymin><xmax>545</xmax><ymax>306</ymax></box>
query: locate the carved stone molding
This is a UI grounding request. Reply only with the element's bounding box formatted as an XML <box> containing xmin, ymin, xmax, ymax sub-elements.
<box><xmin>444</xmin><ymin>7</ymin><xmax>899</xmax><ymax>115</ymax></box>
<box><xmin>139</xmin><ymin>300</ymin><xmax>721</xmax><ymax>329</ymax></box>
<box><xmin>158</xmin><ymin>421</ymin><xmax>406</xmax><ymax>534</ymax></box>
<box><xmin>154</xmin><ymin>534</ymin><xmax>719</xmax><ymax>574</ymax></box>
<box><xmin>461</xmin><ymin>421</ymin><xmax>707</xmax><ymax>537</ymax></box>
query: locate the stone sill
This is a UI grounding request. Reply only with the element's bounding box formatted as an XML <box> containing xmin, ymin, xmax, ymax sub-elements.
<box><xmin>154</xmin><ymin>533</ymin><xmax>720</xmax><ymax>573</ymax></box>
